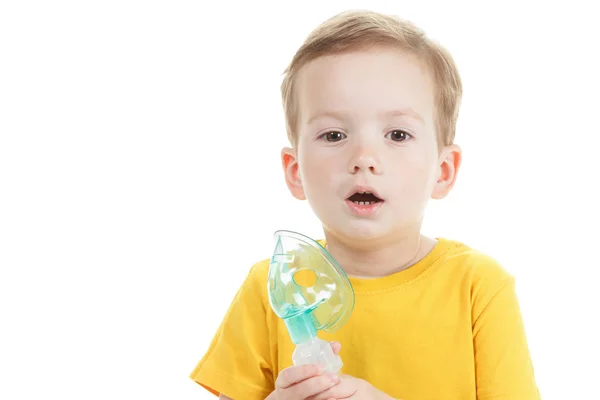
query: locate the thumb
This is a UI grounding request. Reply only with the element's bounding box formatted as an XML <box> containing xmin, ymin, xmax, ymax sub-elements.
<box><xmin>330</xmin><ymin>341</ymin><xmax>342</xmax><ymax>355</ymax></box>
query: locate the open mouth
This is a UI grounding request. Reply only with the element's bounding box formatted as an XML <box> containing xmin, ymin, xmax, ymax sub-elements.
<box><xmin>347</xmin><ymin>191</ymin><xmax>383</xmax><ymax>205</ymax></box>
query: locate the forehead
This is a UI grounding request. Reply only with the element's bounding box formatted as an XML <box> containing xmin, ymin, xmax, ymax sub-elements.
<box><xmin>295</xmin><ymin>47</ymin><xmax>436</xmax><ymax>127</ymax></box>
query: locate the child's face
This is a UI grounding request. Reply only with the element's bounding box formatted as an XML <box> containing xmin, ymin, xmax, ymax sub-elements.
<box><xmin>282</xmin><ymin>47</ymin><xmax>460</xmax><ymax>242</ymax></box>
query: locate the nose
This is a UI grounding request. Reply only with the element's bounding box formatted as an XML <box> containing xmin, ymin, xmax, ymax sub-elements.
<box><xmin>348</xmin><ymin>149</ymin><xmax>382</xmax><ymax>175</ymax></box>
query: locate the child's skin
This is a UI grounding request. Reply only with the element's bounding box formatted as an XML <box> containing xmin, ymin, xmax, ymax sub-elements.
<box><xmin>281</xmin><ymin>46</ymin><xmax>460</xmax><ymax>280</ymax></box>
<box><xmin>221</xmin><ymin>45</ymin><xmax>461</xmax><ymax>400</ymax></box>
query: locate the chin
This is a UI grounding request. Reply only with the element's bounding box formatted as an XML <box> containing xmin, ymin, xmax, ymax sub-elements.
<box><xmin>324</xmin><ymin>220</ymin><xmax>390</xmax><ymax>246</ymax></box>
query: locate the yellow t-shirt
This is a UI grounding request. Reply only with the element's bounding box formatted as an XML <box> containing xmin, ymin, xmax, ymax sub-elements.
<box><xmin>190</xmin><ymin>238</ymin><xmax>540</xmax><ymax>399</ymax></box>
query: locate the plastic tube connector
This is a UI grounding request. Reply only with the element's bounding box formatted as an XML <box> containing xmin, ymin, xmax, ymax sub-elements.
<box><xmin>292</xmin><ymin>337</ymin><xmax>343</xmax><ymax>375</ymax></box>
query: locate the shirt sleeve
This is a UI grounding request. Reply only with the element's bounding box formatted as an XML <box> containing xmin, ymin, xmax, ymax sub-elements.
<box><xmin>189</xmin><ymin>262</ymin><xmax>275</xmax><ymax>400</ymax></box>
<box><xmin>472</xmin><ymin>270</ymin><xmax>541</xmax><ymax>399</ymax></box>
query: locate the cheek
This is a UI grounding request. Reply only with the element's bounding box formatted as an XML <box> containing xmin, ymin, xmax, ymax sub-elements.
<box><xmin>393</xmin><ymin>154</ymin><xmax>437</xmax><ymax>191</ymax></box>
<box><xmin>299</xmin><ymin>152</ymin><xmax>338</xmax><ymax>187</ymax></box>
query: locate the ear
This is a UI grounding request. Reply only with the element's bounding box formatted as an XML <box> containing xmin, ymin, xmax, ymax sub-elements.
<box><xmin>431</xmin><ymin>144</ymin><xmax>462</xmax><ymax>200</ymax></box>
<box><xmin>281</xmin><ymin>147</ymin><xmax>306</xmax><ymax>200</ymax></box>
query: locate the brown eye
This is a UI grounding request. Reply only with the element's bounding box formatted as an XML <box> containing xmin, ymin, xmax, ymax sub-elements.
<box><xmin>386</xmin><ymin>130</ymin><xmax>411</xmax><ymax>142</ymax></box>
<box><xmin>323</xmin><ymin>131</ymin><xmax>346</xmax><ymax>142</ymax></box>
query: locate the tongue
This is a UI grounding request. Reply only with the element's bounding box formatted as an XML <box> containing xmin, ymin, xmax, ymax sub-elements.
<box><xmin>349</xmin><ymin>193</ymin><xmax>379</xmax><ymax>202</ymax></box>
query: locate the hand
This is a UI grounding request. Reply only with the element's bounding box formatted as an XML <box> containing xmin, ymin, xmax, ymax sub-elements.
<box><xmin>306</xmin><ymin>375</ymin><xmax>393</xmax><ymax>400</ymax></box>
<box><xmin>265</xmin><ymin>342</ymin><xmax>341</xmax><ymax>400</ymax></box>
<box><xmin>304</xmin><ymin>342</ymin><xmax>394</xmax><ymax>400</ymax></box>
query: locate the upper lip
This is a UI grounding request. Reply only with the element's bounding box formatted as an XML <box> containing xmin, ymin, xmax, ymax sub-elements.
<box><xmin>345</xmin><ymin>185</ymin><xmax>384</xmax><ymax>200</ymax></box>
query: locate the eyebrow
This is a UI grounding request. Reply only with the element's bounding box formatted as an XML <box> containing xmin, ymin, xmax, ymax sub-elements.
<box><xmin>384</xmin><ymin>108</ymin><xmax>425</xmax><ymax>124</ymax></box>
<box><xmin>306</xmin><ymin>108</ymin><xmax>425</xmax><ymax>125</ymax></box>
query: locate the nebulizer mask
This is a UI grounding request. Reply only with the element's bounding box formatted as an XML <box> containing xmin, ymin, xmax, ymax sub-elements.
<box><xmin>267</xmin><ymin>230</ymin><xmax>355</xmax><ymax>374</ymax></box>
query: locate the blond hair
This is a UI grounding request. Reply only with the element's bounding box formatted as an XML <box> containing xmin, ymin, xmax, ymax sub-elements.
<box><xmin>281</xmin><ymin>10</ymin><xmax>462</xmax><ymax>149</ymax></box>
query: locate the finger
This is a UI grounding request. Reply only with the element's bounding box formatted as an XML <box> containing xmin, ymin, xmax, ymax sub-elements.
<box><xmin>288</xmin><ymin>373</ymin><xmax>340</xmax><ymax>399</ymax></box>
<box><xmin>330</xmin><ymin>341</ymin><xmax>342</xmax><ymax>355</ymax></box>
<box><xmin>275</xmin><ymin>364</ymin><xmax>323</xmax><ymax>389</ymax></box>
<box><xmin>306</xmin><ymin>375</ymin><xmax>356</xmax><ymax>400</ymax></box>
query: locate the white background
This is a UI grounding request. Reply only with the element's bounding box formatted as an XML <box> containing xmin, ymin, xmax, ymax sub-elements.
<box><xmin>1</xmin><ymin>1</ymin><xmax>598</xmax><ymax>399</ymax></box>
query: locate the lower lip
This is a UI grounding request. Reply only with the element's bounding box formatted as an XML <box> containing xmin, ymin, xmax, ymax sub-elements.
<box><xmin>345</xmin><ymin>199</ymin><xmax>383</xmax><ymax>216</ymax></box>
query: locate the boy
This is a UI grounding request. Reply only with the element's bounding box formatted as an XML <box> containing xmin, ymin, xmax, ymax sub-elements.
<box><xmin>190</xmin><ymin>9</ymin><xmax>539</xmax><ymax>400</ymax></box>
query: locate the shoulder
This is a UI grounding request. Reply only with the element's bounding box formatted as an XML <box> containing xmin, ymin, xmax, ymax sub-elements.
<box><xmin>233</xmin><ymin>257</ymin><xmax>279</xmax><ymax>316</ymax></box>
<box><xmin>246</xmin><ymin>257</ymin><xmax>271</xmax><ymax>286</ymax></box>
<box><xmin>232</xmin><ymin>257</ymin><xmax>271</xmax><ymax>303</ymax></box>
<box><xmin>435</xmin><ymin>238</ymin><xmax>516</xmax><ymax>309</ymax></box>
<box><xmin>437</xmin><ymin>237</ymin><xmax>514</xmax><ymax>283</ymax></box>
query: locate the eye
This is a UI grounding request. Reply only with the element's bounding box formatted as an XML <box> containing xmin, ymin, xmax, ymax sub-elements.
<box><xmin>319</xmin><ymin>131</ymin><xmax>346</xmax><ymax>142</ymax></box>
<box><xmin>386</xmin><ymin>129</ymin><xmax>412</xmax><ymax>142</ymax></box>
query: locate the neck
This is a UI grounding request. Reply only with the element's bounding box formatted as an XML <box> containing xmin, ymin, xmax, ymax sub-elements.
<box><xmin>323</xmin><ymin>230</ymin><xmax>437</xmax><ymax>278</ymax></box>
